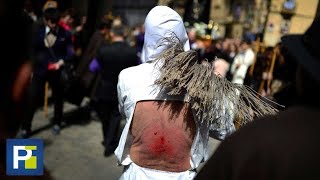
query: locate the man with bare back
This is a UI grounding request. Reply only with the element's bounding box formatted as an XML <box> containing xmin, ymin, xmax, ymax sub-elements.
<box><xmin>115</xmin><ymin>6</ymin><xmax>277</xmax><ymax>180</ymax></box>
<box><xmin>115</xmin><ymin>7</ymin><xmax>203</xmax><ymax>179</ymax></box>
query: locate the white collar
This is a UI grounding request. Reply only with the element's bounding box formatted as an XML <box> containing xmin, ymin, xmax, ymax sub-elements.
<box><xmin>45</xmin><ymin>26</ymin><xmax>50</xmax><ymax>34</ymax></box>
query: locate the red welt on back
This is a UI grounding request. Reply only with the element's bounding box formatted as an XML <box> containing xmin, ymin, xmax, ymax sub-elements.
<box><xmin>149</xmin><ymin>135</ymin><xmax>174</xmax><ymax>157</ymax></box>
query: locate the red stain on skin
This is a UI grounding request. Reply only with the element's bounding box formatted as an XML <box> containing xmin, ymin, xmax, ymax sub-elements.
<box><xmin>150</xmin><ymin>135</ymin><xmax>173</xmax><ymax>157</ymax></box>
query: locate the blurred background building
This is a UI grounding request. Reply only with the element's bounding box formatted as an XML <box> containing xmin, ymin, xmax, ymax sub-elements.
<box><xmin>264</xmin><ymin>0</ymin><xmax>319</xmax><ymax>46</ymax></box>
<box><xmin>29</xmin><ymin>0</ymin><xmax>320</xmax><ymax>47</ymax></box>
<box><xmin>160</xmin><ymin>0</ymin><xmax>319</xmax><ymax>45</ymax></box>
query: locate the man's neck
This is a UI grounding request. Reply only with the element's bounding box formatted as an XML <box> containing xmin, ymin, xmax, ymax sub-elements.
<box><xmin>112</xmin><ymin>36</ymin><xmax>124</xmax><ymax>43</ymax></box>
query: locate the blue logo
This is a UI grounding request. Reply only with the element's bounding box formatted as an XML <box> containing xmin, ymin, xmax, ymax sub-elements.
<box><xmin>6</xmin><ymin>139</ymin><xmax>44</xmax><ymax>176</ymax></box>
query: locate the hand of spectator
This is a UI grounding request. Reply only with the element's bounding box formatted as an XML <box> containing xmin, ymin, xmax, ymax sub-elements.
<box><xmin>263</xmin><ymin>72</ymin><xmax>273</xmax><ymax>80</ymax></box>
<box><xmin>262</xmin><ymin>72</ymin><xmax>268</xmax><ymax>80</ymax></box>
<box><xmin>48</xmin><ymin>60</ymin><xmax>64</xmax><ymax>71</ymax></box>
<box><xmin>75</xmin><ymin>26</ymin><xmax>83</xmax><ymax>32</ymax></box>
<box><xmin>89</xmin><ymin>58</ymin><xmax>101</xmax><ymax>73</ymax></box>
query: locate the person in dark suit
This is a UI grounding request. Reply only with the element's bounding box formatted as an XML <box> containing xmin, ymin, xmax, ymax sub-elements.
<box><xmin>93</xmin><ymin>25</ymin><xmax>138</xmax><ymax>156</ymax></box>
<box><xmin>196</xmin><ymin>16</ymin><xmax>320</xmax><ymax>180</ymax></box>
<box><xmin>76</xmin><ymin>21</ymin><xmax>111</xmax><ymax>77</ymax></box>
<box><xmin>19</xmin><ymin>8</ymin><xmax>73</xmax><ymax>137</ymax></box>
<box><xmin>75</xmin><ymin>21</ymin><xmax>111</xmax><ymax>101</ymax></box>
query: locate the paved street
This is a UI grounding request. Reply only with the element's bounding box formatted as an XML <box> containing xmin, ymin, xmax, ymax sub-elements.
<box><xmin>29</xmin><ymin>101</ymin><xmax>220</xmax><ymax>180</ymax></box>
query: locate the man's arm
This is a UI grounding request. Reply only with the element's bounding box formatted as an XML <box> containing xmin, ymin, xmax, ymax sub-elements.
<box><xmin>65</xmin><ymin>31</ymin><xmax>74</xmax><ymax>62</ymax></box>
<box><xmin>52</xmin><ymin>31</ymin><xmax>74</xmax><ymax>70</ymax></box>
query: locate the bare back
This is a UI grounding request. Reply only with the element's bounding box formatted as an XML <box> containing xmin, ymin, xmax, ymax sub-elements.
<box><xmin>130</xmin><ymin>101</ymin><xmax>196</xmax><ymax>172</ymax></box>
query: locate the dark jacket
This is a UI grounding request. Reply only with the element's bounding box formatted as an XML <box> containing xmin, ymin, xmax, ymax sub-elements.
<box><xmin>196</xmin><ymin>105</ymin><xmax>320</xmax><ymax>180</ymax></box>
<box><xmin>94</xmin><ymin>41</ymin><xmax>138</xmax><ymax>102</ymax></box>
<box><xmin>34</xmin><ymin>25</ymin><xmax>73</xmax><ymax>77</ymax></box>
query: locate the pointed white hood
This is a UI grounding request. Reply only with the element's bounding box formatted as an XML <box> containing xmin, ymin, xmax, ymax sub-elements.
<box><xmin>141</xmin><ymin>6</ymin><xmax>190</xmax><ymax>63</ymax></box>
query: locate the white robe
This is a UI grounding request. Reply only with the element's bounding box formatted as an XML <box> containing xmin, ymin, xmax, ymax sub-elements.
<box><xmin>231</xmin><ymin>48</ymin><xmax>255</xmax><ymax>84</ymax></box>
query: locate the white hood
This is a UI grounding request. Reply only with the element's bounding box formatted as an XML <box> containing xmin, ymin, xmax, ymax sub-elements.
<box><xmin>141</xmin><ymin>6</ymin><xmax>190</xmax><ymax>63</ymax></box>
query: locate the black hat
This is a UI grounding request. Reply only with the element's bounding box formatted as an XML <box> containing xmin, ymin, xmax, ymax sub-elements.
<box><xmin>281</xmin><ymin>16</ymin><xmax>320</xmax><ymax>82</ymax></box>
<box><xmin>44</xmin><ymin>8</ymin><xmax>60</xmax><ymax>24</ymax></box>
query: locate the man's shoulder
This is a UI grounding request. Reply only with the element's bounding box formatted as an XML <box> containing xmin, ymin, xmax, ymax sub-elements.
<box><xmin>57</xmin><ymin>27</ymin><xmax>72</xmax><ymax>38</ymax></box>
<box><xmin>35</xmin><ymin>25</ymin><xmax>46</xmax><ymax>34</ymax></box>
<box><xmin>99</xmin><ymin>42</ymin><xmax>112</xmax><ymax>50</ymax></box>
<box><xmin>102</xmin><ymin>42</ymin><xmax>135</xmax><ymax>53</ymax></box>
<box><xmin>116</xmin><ymin>42</ymin><xmax>137</xmax><ymax>53</ymax></box>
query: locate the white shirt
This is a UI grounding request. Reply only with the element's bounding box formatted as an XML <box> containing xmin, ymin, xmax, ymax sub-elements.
<box><xmin>45</xmin><ymin>26</ymin><xmax>50</xmax><ymax>34</ymax></box>
<box><xmin>231</xmin><ymin>48</ymin><xmax>255</xmax><ymax>84</ymax></box>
